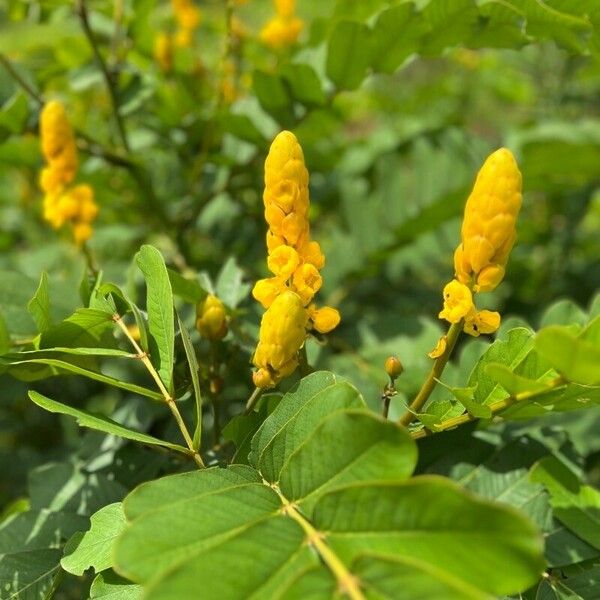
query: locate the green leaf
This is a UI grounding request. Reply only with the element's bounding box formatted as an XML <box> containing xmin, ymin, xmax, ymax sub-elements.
<box><xmin>27</xmin><ymin>271</ymin><xmax>52</xmax><ymax>334</ymax></box>
<box><xmin>0</xmin><ymin>313</ymin><xmax>9</xmax><ymax>355</ymax></box>
<box><xmin>0</xmin><ymin>92</ymin><xmax>29</xmax><ymax>134</ymax></box>
<box><xmin>0</xmin><ymin>269</ymin><xmax>38</xmax><ymax>336</ymax></box>
<box><xmin>28</xmin><ymin>391</ymin><xmax>187</xmax><ymax>453</ymax></box>
<box><xmin>326</xmin><ymin>20</ymin><xmax>372</xmax><ymax>90</ymax></box>
<box><xmin>469</xmin><ymin>328</ymin><xmax>549</xmax><ymax>405</ymax></box>
<box><xmin>136</xmin><ymin>245</ymin><xmax>175</xmax><ymax>390</ymax></box>
<box><xmin>177</xmin><ymin>313</ymin><xmax>202</xmax><ymax>450</ymax></box>
<box><xmin>280</xmin><ymin>63</ymin><xmax>326</xmax><ymax>107</ymax></box>
<box><xmin>535</xmin><ymin>326</ymin><xmax>600</xmax><ymax>385</ymax></box>
<box><xmin>61</xmin><ymin>503</ymin><xmax>127</xmax><ymax>576</ymax></box>
<box><xmin>215</xmin><ymin>257</ymin><xmax>250</xmax><ymax>309</ymax></box>
<box><xmin>40</xmin><ymin>308</ymin><xmax>116</xmax><ymax>349</ymax></box>
<box><xmin>531</xmin><ymin>456</ymin><xmax>600</xmax><ymax>550</ymax></box>
<box><xmin>314</xmin><ymin>478</ymin><xmax>545</xmax><ymax>596</ymax></box>
<box><xmin>4</xmin><ymin>357</ymin><xmax>162</xmax><ymax>400</ymax></box>
<box><xmin>114</xmin><ymin>373</ymin><xmax>544</xmax><ymax>599</ymax></box>
<box><xmin>250</xmin><ymin>371</ymin><xmax>365</xmax><ymax>482</ymax></box>
<box><xmin>485</xmin><ymin>363</ymin><xmax>555</xmax><ymax>395</ymax></box>
<box><xmin>0</xmin><ymin>509</ymin><xmax>88</xmax><ymax>600</ymax></box>
<box><xmin>90</xmin><ymin>570</ymin><xmax>143</xmax><ymax>599</ymax></box>
<box><xmin>279</xmin><ymin>410</ymin><xmax>417</xmax><ymax>513</ymax></box>
<box><xmin>167</xmin><ymin>269</ymin><xmax>206</xmax><ymax>304</ymax></box>
<box><xmin>370</xmin><ymin>4</ymin><xmax>429</xmax><ymax>73</ymax></box>
<box><xmin>252</xmin><ymin>70</ymin><xmax>294</xmax><ymax>126</ymax></box>
<box><xmin>447</xmin><ymin>385</ymin><xmax>492</xmax><ymax>418</ymax></box>
<box><xmin>501</xmin><ymin>383</ymin><xmax>600</xmax><ymax>420</ymax></box>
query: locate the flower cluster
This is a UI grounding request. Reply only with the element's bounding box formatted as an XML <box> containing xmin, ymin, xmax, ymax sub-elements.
<box><xmin>259</xmin><ymin>0</ymin><xmax>303</xmax><ymax>49</ymax></box>
<box><xmin>172</xmin><ymin>0</ymin><xmax>201</xmax><ymax>48</ymax></box>
<box><xmin>252</xmin><ymin>131</ymin><xmax>340</xmax><ymax>388</ymax></box>
<box><xmin>39</xmin><ymin>101</ymin><xmax>98</xmax><ymax>245</ymax></box>
<box><xmin>434</xmin><ymin>148</ymin><xmax>522</xmax><ymax>354</ymax></box>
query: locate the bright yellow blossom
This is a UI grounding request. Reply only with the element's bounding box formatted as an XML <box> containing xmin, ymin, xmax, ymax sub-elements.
<box><xmin>454</xmin><ymin>148</ymin><xmax>522</xmax><ymax>293</ymax></box>
<box><xmin>39</xmin><ymin>103</ymin><xmax>98</xmax><ymax>246</ymax></box>
<box><xmin>439</xmin><ymin>280</ymin><xmax>475</xmax><ymax>324</ymax></box>
<box><xmin>252</xmin><ymin>131</ymin><xmax>340</xmax><ymax>386</ymax></box>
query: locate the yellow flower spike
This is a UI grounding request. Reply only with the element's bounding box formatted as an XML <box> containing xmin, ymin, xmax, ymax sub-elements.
<box><xmin>438</xmin><ymin>280</ymin><xmax>475</xmax><ymax>324</ymax></box>
<box><xmin>252</xmin><ymin>131</ymin><xmax>340</xmax><ymax>386</ymax></box>
<box><xmin>267</xmin><ymin>244</ymin><xmax>300</xmax><ymax>278</ymax></box>
<box><xmin>308</xmin><ymin>305</ymin><xmax>341</xmax><ymax>334</ymax></box>
<box><xmin>260</xmin><ymin>0</ymin><xmax>303</xmax><ymax>50</ymax></box>
<box><xmin>454</xmin><ymin>148</ymin><xmax>522</xmax><ymax>291</ymax></box>
<box><xmin>252</xmin><ymin>291</ymin><xmax>308</xmax><ymax>387</ymax></box>
<box><xmin>428</xmin><ymin>336</ymin><xmax>447</xmax><ymax>359</ymax></box>
<box><xmin>196</xmin><ymin>294</ymin><xmax>228</xmax><ymax>340</ymax></box>
<box><xmin>463</xmin><ymin>309</ymin><xmax>501</xmax><ymax>337</ymax></box>
<box><xmin>40</xmin><ymin>101</ymin><xmax>78</xmax><ymax>185</ymax></box>
<box><xmin>275</xmin><ymin>0</ymin><xmax>296</xmax><ymax>18</ymax></box>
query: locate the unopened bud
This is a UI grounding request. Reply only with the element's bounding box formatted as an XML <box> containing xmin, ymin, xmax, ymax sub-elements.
<box><xmin>384</xmin><ymin>356</ymin><xmax>403</xmax><ymax>379</ymax></box>
<box><xmin>210</xmin><ymin>376</ymin><xmax>224</xmax><ymax>395</ymax></box>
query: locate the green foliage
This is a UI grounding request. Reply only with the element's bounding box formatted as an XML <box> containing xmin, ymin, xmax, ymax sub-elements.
<box><xmin>113</xmin><ymin>373</ymin><xmax>544</xmax><ymax>599</ymax></box>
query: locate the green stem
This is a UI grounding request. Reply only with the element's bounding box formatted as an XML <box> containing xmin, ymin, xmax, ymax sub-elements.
<box><xmin>76</xmin><ymin>0</ymin><xmax>130</xmax><ymax>152</ymax></box>
<box><xmin>398</xmin><ymin>321</ymin><xmax>462</xmax><ymax>427</ymax></box>
<box><xmin>298</xmin><ymin>345</ymin><xmax>311</xmax><ymax>377</ymax></box>
<box><xmin>114</xmin><ymin>315</ymin><xmax>205</xmax><ymax>468</ymax></box>
<box><xmin>271</xmin><ymin>484</ymin><xmax>366</xmax><ymax>600</ymax></box>
<box><xmin>411</xmin><ymin>376</ymin><xmax>567</xmax><ymax>440</ymax></box>
<box><xmin>0</xmin><ymin>53</ymin><xmax>44</xmax><ymax>105</ymax></box>
<box><xmin>244</xmin><ymin>387</ymin><xmax>263</xmax><ymax>414</ymax></box>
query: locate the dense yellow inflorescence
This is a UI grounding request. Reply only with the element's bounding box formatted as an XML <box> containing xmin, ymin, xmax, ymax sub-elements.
<box><xmin>39</xmin><ymin>101</ymin><xmax>98</xmax><ymax>245</ymax></box>
<box><xmin>259</xmin><ymin>0</ymin><xmax>303</xmax><ymax>49</ymax></box>
<box><xmin>252</xmin><ymin>131</ymin><xmax>340</xmax><ymax>388</ymax></box>
<box><xmin>454</xmin><ymin>148</ymin><xmax>522</xmax><ymax>293</ymax></box>
<box><xmin>172</xmin><ymin>0</ymin><xmax>201</xmax><ymax>47</ymax></box>
<box><xmin>435</xmin><ymin>148</ymin><xmax>522</xmax><ymax>347</ymax></box>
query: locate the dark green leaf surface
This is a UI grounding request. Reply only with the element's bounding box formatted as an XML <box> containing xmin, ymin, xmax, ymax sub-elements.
<box><xmin>136</xmin><ymin>245</ymin><xmax>175</xmax><ymax>389</ymax></box>
<box><xmin>29</xmin><ymin>391</ymin><xmax>186</xmax><ymax>453</ymax></box>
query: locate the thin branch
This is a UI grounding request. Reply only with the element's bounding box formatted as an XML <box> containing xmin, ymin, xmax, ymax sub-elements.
<box><xmin>114</xmin><ymin>314</ymin><xmax>205</xmax><ymax>468</ymax></box>
<box><xmin>410</xmin><ymin>376</ymin><xmax>567</xmax><ymax>440</ymax></box>
<box><xmin>76</xmin><ymin>0</ymin><xmax>130</xmax><ymax>152</ymax></box>
<box><xmin>398</xmin><ymin>321</ymin><xmax>463</xmax><ymax>427</ymax></box>
<box><xmin>0</xmin><ymin>53</ymin><xmax>44</xmax><ymax>105</ymax></box>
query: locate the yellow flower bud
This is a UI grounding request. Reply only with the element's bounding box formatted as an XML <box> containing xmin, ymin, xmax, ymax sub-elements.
<box><xmin>275</xmin><ymin>0</ymin><xmax>296</xmax><ymax>18</ymax></box>
<box><xmin>308</xmin><ymin>305</ymin><xmax>340</xmax><ymax>334</ymax></box>
<box><xmin>260</xmin><ymin>16</ymin><xmax>303</xmax><ymax>49</ymax></box>
<box><xmin>384</xmin><ymin>356</ymin><xmax>403</xmax><ymax>378</ymax></box>
<box><xmin>196</xmin><ymin>295</ymin><xmax>228</xmax><ymax>340</ymax></box>
<box><xmin>454</xmin><ymin>148</ymin><xmax>522</xmax><ymax>292</ymax></box>
<box><xmin>463</xmin><ymin>309</ymin><xmax>500</xmax><ymax>337</ymax></box>
<box><xmin>299</xmin><ymin>240</ymin><xmax>325</xmax><ymax>269</ymax></box>
<box><xmin>252</xmin><ymin>291</ymin><xmax>307</xmax><ymax>386</ymax></box>
<box><xmin>438</xmin><ymin>280</ymin><xmax>475</xmax><ymax>324</ymax></box>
